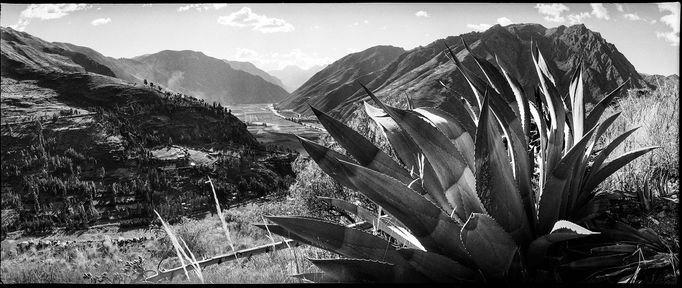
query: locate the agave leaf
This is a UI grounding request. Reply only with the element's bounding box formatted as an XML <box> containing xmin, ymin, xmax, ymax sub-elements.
<box><xmin>361</xmin><ymin>84</ymin><xmax>485</xmax><ymax>222</ymax></box>
<box><xmin>475</xmin><ymin>94</ymin><xmax>532</xmax><ymax>243</ymax></box>
<box><xmin>585</xmin><ymin>80</ymin><xmax>629</xmax><ymax>131</ymax></box>
<box><xmin>571</xmin><ymin>195</ymin><xmax>610</xmax><ymax>223</ymax></box>
<box><xmin>528</xmin><ymin>99</ymin><xmax>548</xmax><ymax>191</ymax></box>
<box><xmin>317</xmin><ymin>197</ymin><xmax>424</xmax><ymax>250</ymax></box>
<box><xmin>562</xmin><ymin>254</ymin><xmax>626</xmax><ymax>269</ymax></box>
<box><xmin>308</xmin><ymin>258</ymin><xmax>427</xmax><ymax>283</ymax></box>
<box><xmin>585</xmin><ymin>126</ymin><xmax>641</xmax><ymax>186</ymax></box>
<box><xmin>253</xmin><ymin>223</ymin><xmax>314</xmax><ymax>245</ymax></box>
<box><xmin>496</xmin><ymin>54</ymin><xmax>531</xmax><ymax>141</ymax></box>
<box><xmin>461</xmin><ymin>39</ymin><xmax>516</xmax><ymax>107</ymax></box>
<box><xmin>336</xmin><ymin>159</ymin><xmax>474</xmax><ymax>266</ymax></box>
<box><xmin>569</xmin><ymin>61</ymin><xmax>584</xmax><ymax>143</ymax></box>
<box><xmin>537</xmin><ymin>125</ymin><xmax>598</xmax><ymax>235</ymax></box>
<box><xmin>435</xmin><ymin>97</ymin><xmax>477</xmax><ymax>136</ymax></box>
<box><xmin>310</xmin><ymin>106</ymin><xmax>417</xmax><ymax>188</ymax></box>
<box><xmin>396</xmin><ymin>248</ymin><xmax>482</xmax><ymax>282</ymax></box>
<box><xmin>414</xmin><ymin>107</ymin><xmax>476</xmax><ymax>171</ymax></box>
<box><xmin>266</xmin><ymin>216</ymin><xmax>413</xmax><ymax>267</ymax></box>
<box><xmin>291</xmin><ymin>272</ymin><xmax>338</xmax><ymax>283</ymax></box>
<box><xmin>527</xmin><ymin>220</ymin><xmax>600</xmax><ymax>267</ymax></box>
<box><xmin>531</xmin><ymin>41</ymin><xmax>557</xmax><ymax>87</ymax></box>
<box><xmin>364</xmin><ymin>102</ymin><xmax>450</xmax><ymax>211</ymax></box>
<box><xmin>590</xmin><ymin>244</ymin><xmax>639</xmax><ymax>254</ymax></box>
<box><xmin>444</xmin><ymin>41</ymin><xmax>483</xmax><ymax>109</ymax></box>
<box><xmin>297</xmin><ymin>135</ymin><xmax>359</xmax><ymax>191</ymax></box>
<box><xmin>583</xmin><ymin>146</ymin><xmax>660</xmax><ymax>193</ymax></box>
<box><xmin>566</xmin><ymin>112</ymin><xmax>622</xmax><ymax>212</ymax></box>
<box><xmin>460</xmin><ymin>213</ymin><xmax>518</xmax><ymax>279</ymax></box>
<box><xmin>405</xmin><ymin>91</ymin><xmax>414</xmax><ymax>110</ymax></box>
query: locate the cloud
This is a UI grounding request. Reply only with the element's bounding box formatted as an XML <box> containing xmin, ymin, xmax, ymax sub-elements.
<box><xmin>622</xmin><ymin>13</ymin><xmax>640</xmax><ymax>21</ymax></box>
<box><xmin>656</xmin><ymin>3</ymin><xmax>680</xmax><ymax>46</ymax></box>
<box><xmin>467</xmin><ymin>17</ymin><xmax>514</xmax><ymax>32</ymax></box>
<box><xmin>91</xmin><ymin>17</ymin><xmax>111</xmax><ymax>26</ymax></box>
<box><xmin>218</xmin><ymin>7</ymin><xmax>294</xmax><ymax>33</ymax></box>
<box><xmin>178</xmin><ymin>4</ymin><xmax>227</xmax><ymax>12</ymax></box>
<box><xmin>142</xmin><ymin>4</ymin><xmax>152</xmax><ymax>8</ymax></box>
<box><xmin>415</xmin><ymin>10</ymin><xmax>429</xmax><ymax>17</ymax></box>
<box><xmin>11</xmin><ymin>4</ymin><xmax>92</xmax><ymax>31</ymax></box>
<box><xmin>233</xmin><ymin>48</ymin><xmax>332</xmax><ymax>71</ymax></box>
<box><xmin>590</xmin><ymin>3</ymin><xmax>610</xmax><ymax>20</ymax></box>
<box><xmin>497</xmin><ymin>17</ymin><xmax>513</xmax><ymax>26</ymax></box>
<box><xmin>467</xmin><ymin>23</ymin><xmax>492</xmax><ymax>32</ymax></box>
<box><xmin>568</xmin><ymin>12</ymin><xmax>591</xmax><ymax>25</ymax></box>
<box><xmin>534</xmin><ymin>3</ymin><xmax>569</xmax><ymax>23</ymax></box>
<box><xmin>615</xmin><ymin>4</ymin><xmax>624</xmax><ymax>12</ymax></box>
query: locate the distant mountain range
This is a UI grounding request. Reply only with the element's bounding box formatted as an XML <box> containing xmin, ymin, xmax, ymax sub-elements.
<box><xmin>278</xmin><ymin>24</ymin><xmax>660</xmax><ymax>123</ymax></box>
<box><xmin>1</xmin><ymin>26</ymin><xmax>289</xmax><ymax>105</ymax></box>
<box><xmin>268</xmin><ymin>64</ymin><xmax>328</xmax><ymax>93</ymax></box>
<box><xmin>277</xmin><ymin>45</ymin><xmax>405</xmax><ymax>114</ymax></box>
<box><xmin>223</xmin><ymin>60</ymin><xmax>285</xmax><ymax>88</ymax></box>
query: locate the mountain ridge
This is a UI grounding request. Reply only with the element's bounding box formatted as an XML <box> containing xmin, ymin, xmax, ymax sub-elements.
<box><xmin>278</xmin><ymin>24</ymin><xmax>654</xmax><ymax>123</ymax></box>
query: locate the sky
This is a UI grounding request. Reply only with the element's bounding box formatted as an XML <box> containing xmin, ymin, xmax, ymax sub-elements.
<box><xmin>0</xmin><ymin>3</ymin><xmax>679</xmax><ymax>75</ymax></box>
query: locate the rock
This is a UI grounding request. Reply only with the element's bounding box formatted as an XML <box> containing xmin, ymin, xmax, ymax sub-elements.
<box><xmin>657</xmin><ymin>211</ymin><xmax>666</xmax><ymax>218</ymax></box>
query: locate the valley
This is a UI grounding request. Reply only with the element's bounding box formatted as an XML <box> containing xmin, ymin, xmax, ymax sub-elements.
<box><xmin>230</xmin><ymin>103</ymin><xmax>326</xmax><ymax>155</ymax></box>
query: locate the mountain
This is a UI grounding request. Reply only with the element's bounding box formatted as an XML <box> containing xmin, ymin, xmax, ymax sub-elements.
<box><xmin>277</xmin><ymin>45</ymin><xmax>405</xmax><ymax>113</ymax></box>
<box><xmin>1</xmin><ymin>27</ymin><xmax>289</xmax><ymax>105</ymax></box>
<box><xmin>268</xmin><ymin>64</ymin><xmax>328</xmax><ymax>92</ymax></box>
<box><xmin>279</xmin><ymin>24</ymin><xmax>650</xmax><ymax>123</ymax></box>
<box><xmin>223</xmin><ymin>60</ymin><xmax>285</xmax><ymax>89</ymax></box>
<box><xmin>123</xmin><ymin>50</ymin><xmax>290</xmax><ymax>105</ymax></box>
<box><xmin>641</xmin><ymin>73</ymin><xmax>679</xmax><ymax>90</ymax></box>
<box><xmin>1</xmin><ymin>27</ymin><xmax>117</xmax><ymax>78</ymax></box>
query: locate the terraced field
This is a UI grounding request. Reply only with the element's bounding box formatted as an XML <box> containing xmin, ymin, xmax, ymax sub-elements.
<box><xmin>230</xmin><ymin>103</ymin><xmax>326</xmax><ymax>154</ymax></box>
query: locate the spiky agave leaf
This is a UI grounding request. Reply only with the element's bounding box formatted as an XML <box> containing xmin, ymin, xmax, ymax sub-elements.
<box><xmin>361</xmin><ymin>84</ymin><xmax>484</xmax><ymax>222</ymax></box>
<box><xmin>475</xmin><ymin>93</ymin><xmax>532</xmax><ymax>243</ymax></box>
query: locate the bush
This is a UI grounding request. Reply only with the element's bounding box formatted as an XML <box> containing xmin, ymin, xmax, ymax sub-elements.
<box><xmin>599</xmin><ymin>85</ymin><xmax>679</xmax><ymax>198</ymax></box>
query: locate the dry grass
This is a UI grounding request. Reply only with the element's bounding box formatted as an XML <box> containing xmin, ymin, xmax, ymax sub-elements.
<box><xmin>598</xmin><ymin>85</ymin><xmax>679</xmax><ymax>199</ymax></box>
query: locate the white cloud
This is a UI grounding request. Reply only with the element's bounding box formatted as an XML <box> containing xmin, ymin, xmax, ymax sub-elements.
<box><xmin>233</xmin><ymin>48</ymin><xmax>332</xmax><ymax>71</ymax></box>
<box><xmin>218</xmin><ymin>7</ymin><xmax>294</xmax><ymax>33</ymax></box>
<box><xmin>590</xmin><ymin>3</ymin><xmax>610</xmax><ymax>20</ymax></box>
<box><xmin>178</xmin><ymin>4</ymin><xmax>227</xmax><ymax>12</ymax></box>
<box><xmin>534</xmin><ymin>3</ymin><xmax>569</xmax><ymax>23</ymax></box>
<box><xmin>415</xmin><ymin>10</ymin><xmax>429</xmax><ymax>17</ymax></box>
<box><xmin>656</xmin><ymin>3</ymin><xmax>680</xmax><ymax>46</ymax></box>
<box><xmin>497</xmin><ymin>17</ymin><xmax>514</xmax><ymax>26</ymax></box>
<box><xmin>142</xmin><ymin>4</ymin><xmax>153</xmax><ymax>8</ymax></box>
<box><xmin>622</xmin><ymin>13</ymin><xmax>640</xmax><ymax>21</ymax></box>
<box><xmin>467</xmin><ymin>23</ymin><xmax>493</xmax><ymax>32</ymax></box>
<box><xmin>615</xmin><ymin>4</ymin><xmax>624</xmax><ymax>12</ymax></box>
<box><xmin>657</xmin><ymin>31</ymin><xmax>679</xmax><ymax>46</ymax></box>
<box><xmin>11</xmin><ymin>4</ymin><xmax>91</xmax><ymax>31</ymax></box>
<box><xmin>568</xmin><ymin>12</ymin><xmax>591</xmax><ymax>25</ymax></box>
<box><xmin>91</xmin><ymin>17</ymin><xmax>111</xmax><ymax>26</ymax></box>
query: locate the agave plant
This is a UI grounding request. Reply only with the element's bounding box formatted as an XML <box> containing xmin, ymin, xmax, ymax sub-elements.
<box><xmin>258</xmin><ymin>40</ymin><xmax>674</xmax><ymax>283</ymax></box>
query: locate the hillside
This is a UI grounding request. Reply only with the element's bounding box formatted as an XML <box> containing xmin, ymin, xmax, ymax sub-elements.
<box><xmin>1</xmin><ymin>27</ymin><xmax>296</xmax><ymax>236</ymax></box>
<box><xmin>268</xmin><ymin>64</ymin><xmax>327</xmax><ymax>92</ymax></box>
<box><xmin>1</xmin><ymin>27</ymin><xmax>290</xmax><ymax>105</ymax></box>
<box><xmin>123</xmin><ymin>50</ymin><xmax>290</xmax><ymax>105</ymax></box>
<box><xmin>224</xmin><ymin>60</ymin><xmax>285</xmax><ymax>89</ymax></box>
<box><xmin>277</xmin><ymin>45</ymin><xmax>405</xmax><ymax>114</ymax></box>
<box><xmin>279</xmin><ymin>24</ymin><xmax>650</xmax><ymax>122</ymax></box>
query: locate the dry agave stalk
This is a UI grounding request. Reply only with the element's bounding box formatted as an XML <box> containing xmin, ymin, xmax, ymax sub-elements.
<box><xmin>153</xmin><ymin>210</ymin><xmax>204</xmax><ymax>283</ymax></box>
<box><xmin>257</xmin><ymin>39</ymin><xmax>675</xmax><ymax>283</ymax></box>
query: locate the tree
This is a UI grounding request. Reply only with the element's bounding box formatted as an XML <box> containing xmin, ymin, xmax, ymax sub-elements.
<box><xmin>144</xmin><ymin>79</ymin><xmax>148</xmax><ymax>85</ymax></box>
